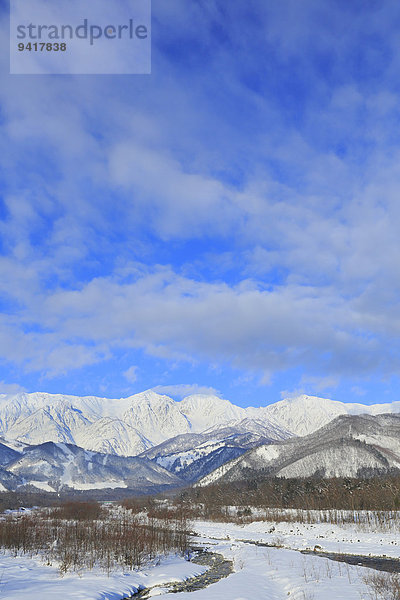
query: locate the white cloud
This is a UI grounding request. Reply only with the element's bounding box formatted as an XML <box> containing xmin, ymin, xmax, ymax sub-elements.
<box><xmin>0</xmin><ymin>253</ymin><xmax>399</xmax><ymax>381</ymax></box>
<box><xmin>351</xmin><ymin>386</ymin><xmax>367</xmax><ymax>397</ymax></box>
<box><xmin>2</xmin><ymin>2</ymin><xmax>400</xmax><ymax>393</ymax></box>
<box><xmin>123</xmin><ymin>366</ymin><xmax>138</xmax><ymax>384</ymax></box>
<box><xmin>0</xmin><ymin>263</ymin><xmax>389</xmax><ymax>378</ymax></box>
<box><xmin>299</xmin><ymin>375</ymin><xmax>339</xmax><ymax>394</ymax></box>
<box><xmin>108</xmin><ymin>141</ymin><xmax>239</xmax><ymax>240</ymax></box>
<box><xmin>0</xmin><ymin>381</ymin><xmax>26</xmax><ymax>395</ymax></box>
<box><xmin>152</xmin><ymin>384</ymin><xmax>220</xmax><ymax>398</ymax></box>
<box><xmin>280</xmin><ymin>389</ymin><xmax>305</xmax><ymax>400</ymax></box>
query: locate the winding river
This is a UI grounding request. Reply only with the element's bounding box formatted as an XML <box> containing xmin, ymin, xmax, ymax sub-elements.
<box><xmin>127</xmin><ymin>548</ymin><xmax>233</xmax><ymax>599</ymax></box>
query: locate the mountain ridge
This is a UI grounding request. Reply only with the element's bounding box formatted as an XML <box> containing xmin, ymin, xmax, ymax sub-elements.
<box><xmin>0</xmin><ymin>390</ymin><xmax>400</xmax><ymax>458</ymax></box>
<box><xmin>0</xmin><ymin>439</ymin><xmax>183</xmax><ymax>494</ymax></box>
<box><xmin>196</xmin><ymin>413</ymin><xmax>400</xmax><ymax>485</ymax></box>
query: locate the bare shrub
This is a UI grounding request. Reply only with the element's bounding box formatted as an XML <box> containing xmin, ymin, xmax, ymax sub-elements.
<box><xmin>363</xmin><ymin>572</ymin><xmax>400</xmax><ymax>600</ymax></box>
<box><xmin>48</xmin><ymin>500</ymin><xmax>104</xmax><ymax>521</ymax></box>
<box><xmin>0</xmin><ymin>504</ymin><xmax>191</xmax><ymax>574</ymax></box>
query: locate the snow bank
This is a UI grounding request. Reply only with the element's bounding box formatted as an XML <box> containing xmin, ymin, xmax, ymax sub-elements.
<box><xmin>0</xmin><ymin>554</ymin><xmax>207</xmax><ymax>600</ymax></box>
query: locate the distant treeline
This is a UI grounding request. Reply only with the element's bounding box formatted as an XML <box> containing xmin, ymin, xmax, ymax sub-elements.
<box><xmin>0</xmin><ymin>486</ymin><xmax>169</xmax><ymax>511</ymax></box>
<box><xmin>180</xmin><ymin>474</ymin><xmax>400</xmax><ymax>515</ymax></box>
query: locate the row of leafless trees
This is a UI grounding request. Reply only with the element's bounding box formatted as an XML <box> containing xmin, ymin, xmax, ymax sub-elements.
<box><xmin>0</xmin><ymin>500</ymin><xmax>191</xmax><ymax>573</ymax></box>
<box><xmin>180</xmin><ymin>474</ymin><xmax>400</xmax><ymax>517</ymax></box>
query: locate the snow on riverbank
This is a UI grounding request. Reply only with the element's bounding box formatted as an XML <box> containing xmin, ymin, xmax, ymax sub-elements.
<box><xmin>0</xmin><ymin>553</ymin><xmax>207</xmax><ymax>600</ymax></box>
<box><xmin>1</xmin><ymin>515</ymin><xmax>399</xmax><ymax>599</ymax></box>
<box><xmin>194</xmin><ymin>516</ymin><xmax>400</xmax><ymax>557</ymax></box>
<box><xmin>172</xmin><ymin>540</ymin><xmax>371</xmax><ymax>600</ymax></box>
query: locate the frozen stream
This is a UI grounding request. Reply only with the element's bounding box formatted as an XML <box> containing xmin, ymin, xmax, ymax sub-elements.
<box><xmin>234</xmin><ymin>537</ymin><xmax>400</xmax><ymax>573</ymax></box>
<box><xmin>128</xmin><ymin>540</ymin><xmax>400</xmax><ymax>600</ymax></box>
<box><xmin>130</xmin><ymin>549</ymin><xmax>233</xmax><ymax>598</ymax></box>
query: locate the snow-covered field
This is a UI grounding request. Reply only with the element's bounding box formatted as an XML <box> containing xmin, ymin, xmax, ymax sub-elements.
<box><xmin>196</xmin><ymin>515</ymin><xmax>400</xmax><ymax>557</ymax></box>
<box><xmin>0</xmin><ymin>554</ymin><xmax>208</xmax><ymax>600</ymax></box>
<box><xmin>1</xmin><ymin>513</ymin><xmax>399</xmax><ymax>599</ymax></box>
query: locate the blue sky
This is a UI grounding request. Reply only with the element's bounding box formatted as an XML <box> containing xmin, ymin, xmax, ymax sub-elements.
<box><xmin>1</xmin><ymin>0</ymin><xmax>400</xmax><ymax>407</ymax></box>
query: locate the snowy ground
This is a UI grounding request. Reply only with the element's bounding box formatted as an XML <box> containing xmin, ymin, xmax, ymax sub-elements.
<box><xmin>196</xmin><ymin>516</ymin><xmax>400</xmax><ymax>557</ymax></box>
<box><xmin>1</xmin><ymin>514</ymin><xmax>399</xmax><ymax>599</ymax></box>
<box><xmin>0</xmin><ymin>554</ymin><xmax>208</xmax><ymax>600</ymax></box>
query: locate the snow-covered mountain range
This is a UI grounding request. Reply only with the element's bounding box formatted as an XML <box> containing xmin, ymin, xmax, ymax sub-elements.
<box><xmin>0</xmin><ymin>390</ymin><xmax>286</xmax><ymax>454</ymax></box>
<box><xmin>0</xmin><ymin>439</ymin><xmax>182</xmax><ymax>494</ymax></box>
<box><xmin>2</xmin><ymin>390</ymin><xmax>400</xmax><ymax>458</ymax></box>
<box><xmin>140</xmin><ymin>419</ymin><xmax>290</xmax><ymax>482</ymax></box>
<box><xmin>1</xmin><ymin>390</ymin><xmax>400</xmax><ymax>492</ymax></box>
<box><xmin>197</xmin><ymin>413</ymin><xmax>400</xmax><ymax>485</ymax></box>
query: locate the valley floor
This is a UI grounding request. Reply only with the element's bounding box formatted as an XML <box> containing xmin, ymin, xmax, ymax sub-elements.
<box><xmin>0</xmin><ymin>554</ymin><xmax>208</xmax><ymax>600</ymax></box>
<box><xmin>1</xmin><ymin>513</ymin><xmax>399</xmax><ymax>599</ymax></box>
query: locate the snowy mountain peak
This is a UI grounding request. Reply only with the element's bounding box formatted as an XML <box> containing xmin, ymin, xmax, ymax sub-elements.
<box><xmin>263</xmin><ymin>394</ymin><xmax>353</xmax><ymax>436</ymax></box>
<box><xmin>127</xmin><ymin>390</ymin><xmax>175</xmax><ymax>406</ymax></box>
<box><xmin>279</xmin><ymin>394</ymin><xmax>341</xmax><ymax>408</ymax></box>
<box><xmin>178</xmin><ymin>394</ymin><xmax>245</xmax><ymax>431</ymax></box>
<box><xmin>1</xmin><ymin>389</ymin><xmax>400</xmax><ymax>460</ymax></box>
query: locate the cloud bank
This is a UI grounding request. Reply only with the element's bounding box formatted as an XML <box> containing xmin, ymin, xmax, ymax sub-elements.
<box><xmin>1</xmin><ymin>1</ymin><xmax>400</xmax><ymax>403</ymax></box>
